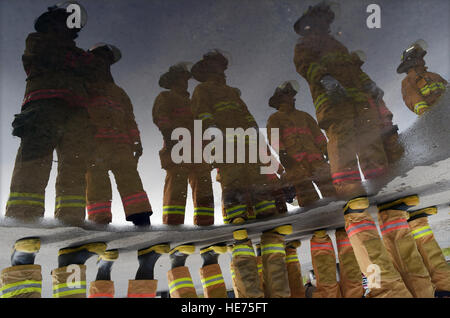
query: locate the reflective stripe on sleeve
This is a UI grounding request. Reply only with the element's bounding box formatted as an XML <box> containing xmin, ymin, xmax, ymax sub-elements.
<box><xmin>414</xmin><ymin>101</ymin><xmax>430</xmax><ymax>115</ymax></box>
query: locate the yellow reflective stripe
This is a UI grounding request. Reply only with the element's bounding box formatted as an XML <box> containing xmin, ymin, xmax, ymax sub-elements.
<box><xmin>1</xmin><ymin>287</ymin><xmax>42</xmax><ymax>298</ymax></box>
<box><xmin>257</xmin><ymin>263</ymin><xmax>262</xmax><ymax>273</ymax></box>
<box><xmin>169</xmin><ymin>277</ymin><xmax>194</xmax><ymax>293</ymax></box>
<box><xmin>285</xmin><ymin>255</ymin><xmax>299</xmax><ymax>263</ymax></box>
<box><xmin>0</xmin><ymin>280</ymin><xmax>41</xmax><ymax>292</ymax></box>
<box><xmin>411</xmin><ymin>225</ymin><xmax>433</xmax><ymax>239</ymax></box>
<box><xmin>52</xmin><ymin>281</ymin><xmax>86</xmax><ymax>290</ymax></box>
<box><xmin>6</xmin><ymin>200</ymin><xmax>45</xmax><ymax>207</ymax></box>
<box><xmin>163</xmin><ymin>205</ymin><xmax>185</xmax><ymax>215</ymax></box>
<box><xmin>53</xmin><ymin>289</ymin><xmax>86</xmax><ymax>298</ymax></box>
<box><xmin>55</xmin><ymin>196</ymin><xmax>86</xmax><ymax>209</ymax></box>
<box><xmin>199</xmin><ymin>112</ymin><xmax>213</xmax><ymax>120</ymax></box>
<box><xmin>414</xmin><ymin>102</ymin><xmax>429</xmax><ymax>115</ymax></box>
<box><xmin>226</xmin><ymin>205</ymin><xmax>247</xmax><ymax>218</ymax></box>
<box><xmin>261</xmin><ymin>244</ymin><xmax>286</xmax><ymax>256</ymax></box>
<box><xmin>420</xmin><ymin>82</ymin><xmax>446</xmax><ymax>96</ymax></box>
<box><xmin>9</xmin><ymin>192</ymin><xmax>44</xmax><ymax>199</ymax></box>
<box><xmin>201</xmin><ymin>274</ymin><xmax>225</xmax><ymax>288</ymax></box>
<box><xmin>314</xmin><ymin>93</ymin><xmax>329</xmax><ymax>111</ymax></box>
<box><xmin>307</xmin><ymin>63</ymin><xmax>321</xmax><ymax>82</ymax></box>
<box><xmin>254</xmin><ymin>200</ymin><xmax>276</xmax><ymax>213</ymax></box>
<box><xmin>7</xmin><ymin>192</ymin><xmax>45</xmax><ymax>207</ymax></box>
<box><xmin>232</xmin><ymin>245</ymin><xmax>255</xmax><ymax>257</ymax></box>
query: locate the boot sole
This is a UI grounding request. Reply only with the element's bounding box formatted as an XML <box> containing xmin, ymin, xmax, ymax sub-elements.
<box><xmin>233</xmin><ymin>229</ymin><xmax>248</xmax><ymax>241</ymax></box>
<box><xmin>344</xmin><ymin>197</ymin><xmax>370</xmax><ymax>213</ymax></box>
<box><xmin>169</xmin><ymin>244</ymin><xmax>195</xmax><ymax>255</ymax></box>
<box><xmin>14</xmin><ymin>237</ymin><xmax>41</xmax><ymax>253</ymax></box>
<box><xmin>377</xmin><ymin>195</ymin><xmax>419</xmax><ymax>211</ymax></box>
<box><xmin>408</xmin><ymin>206</ymin><xmax>438</xmax><ymax>219</ymax></box>
<box><xmin>138</xmin><ymin>244</ymin><xmax>170</xmax><ymax>256</ymax></box>
<box><xmin>58</xmin><ymin>242</ymin><xmax>107</xmax><ymax>256</ymax></box>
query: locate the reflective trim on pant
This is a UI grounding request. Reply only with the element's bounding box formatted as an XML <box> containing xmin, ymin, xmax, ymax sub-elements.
<box><xmin>127</xmin><ymin>280</ymin><xmax>157</xmax><ymax>298</ymax></box>
<box><xmin>225</xmin><ymin>205</ymin><xmax>247</xmax><ymax>221</ymax></box>
<box><xmin>344</xmin><ymin>211</ymin><xmax>412</xmax><ymax>298</ymax></box>
<box><xmin>261</xmin><ymin>232</ymin><xmax>290</xmax><ymax>298</ymax></box>
<box><xmin>55</xmin><ymin>195</ymin><xmax>86</xmax><ymax>210</ymax></box>
<box><xmin>199</xmin><ymin>264</ymin><xmax>227</xmax><ymax>298</ymax></box>
<box><xmin>0</xmin><ymin>265</ymin><xmax>42</xmax><ymax>298</ymax></box>
<box><xmin>335</xmin><ymin>228</ymin><xmax>364</xmax><ymax>298</ymax></box>
<box><xmin>167</xmin><ymin>267</ymin><xmax>197</xmax><ymax>298</ymax></box>
<box><xmin>6</xmin><ymin>192</ymin><xmax>45</xmax><ymax>209</ymax></box>
<box><xmin>122</xmin><ymin>191</ymin><xmax>151</xmax><ymax>218</ymax></box>
<box><xmin>285</xmin><ymin>248</ymin><xmax>306</xmax><ymax>298</ymax></box>
<box><xmin>254</xmin><ymin>200</ymin><xmax>277</xmax><ymax>217</ymax></box>
<box><xmin>408</xmin><ymin>217</ymin><xmax>450</xmax><ymax>292</ymax></box>
<box><xmin>310</xmin><ymin>233</ymin><xmax>342</xmax><ymax>298</ymax></box>
<box><xmin>231</xmin><ymin>240</ymin><xmax>264</xmax><ymax>298</ymax></box>
<box><xmin>378</xmin><ymin>209</ymin><xmax>434</xmax><ymax>298</ymax></box>
<box><xmin>51</xmin><ymin>265</ymin><xmax>87</xmax><ymax>298</ymax></box>
<box><xmin>88</xmin><ymin>280</ymin><xmax>114</xmax><ymax>298</ymax></box>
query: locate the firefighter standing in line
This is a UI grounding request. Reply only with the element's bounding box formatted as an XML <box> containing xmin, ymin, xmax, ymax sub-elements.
<box><xmin>396</xmin><ymin>43</ymin><xmax>449</xmax><ymax>296</ymax></box>
<box><xmin>153</xmin><ymin>63</ymin><xmax>215</xmax><ymax>226</ymax></box>
<box><xmin>266</xmin><ymin>80</ymin><xmax>336</xmax><ymax>207</ymax></box>
<box><xmin>397</xmin><ymin>40</ymin><xmax>447</xmax><ymax>116</ymax></box>
<box><xmin>84</xmin><ymin>43</ymin><xmax>153</xmax><ymax>226</ymax></box>
<box><xmin>191</xmin><ymin>50</ymin><xmax>278</xmax><ymax>225</ymax></box>
<box><xmin>293</xmin><ymin>3</ymin><xmax>389</xmax><ymax>200</ymax></box>
<box><xmin>6</xmin><ymin>2</ymin><xmax>93</xmax><ymax>224</ymax></box>
<box><xmin>293</xmin><ymin>3</ymin><xmax>412</xmax><ymax>298</ymax></box>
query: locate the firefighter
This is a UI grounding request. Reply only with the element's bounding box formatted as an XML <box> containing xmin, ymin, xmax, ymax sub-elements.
<box><xmin>0</xmin><ymin>237</ymin><xmax>43</xmax><ymax>298</ymax></box>
<box><xmin>198</xmin><ymin>244</ymin><xmax>229</xmax><ymax>298</ymax></box>
<box><xmin>266</xmin><ymin>80</ymin><xmax>336</xmax><ymax>207</ymax></box>
<box><xmin>52</xmin><ymin>242</ymin><xmax>107</xmax><ymax>298</ymax></box>
<box><xmin>397</xmin><ymin>40</ymin><xmax>447</xmax><ymax>116</ymax></box>
<box><xmin>407</xmin><ymin>207</ymin><xmax>450</xmax><ymax>297</ymax></box>
<box><xmin>191</xmin><ymin>50</ymin><xmax>277</xmax><ymax>224</ymax></box>
<box><xmin>6</xmin><ymin>1</ymin><xmax>93</xmax><ymax>224</ymax></box>
<box><xmin>293</xmin><ymin>3</ymin><xmax>389</xmax><ymax>200</ymax></box>
<box><xmin>85</xmin><ymin>43</ymin><xmax>152</xmax><ymax>226</ymax></box>
<box><xmin>351</xmin><ymin>50</ymin><xmax>404</xmax><ymax>164</ymax></box>
<box><xmin>152</xmin><ymin>63</ymin><xmax>215</xmax><ymax>226</ymax></box>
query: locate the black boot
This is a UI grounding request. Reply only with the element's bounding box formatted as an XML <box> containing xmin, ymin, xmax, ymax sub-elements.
<box><xmin>11</xmin><ymin>237</ymin><xmax>41</xmax><ymax>266</ymax></box>
<box><xmin>58</xmin><ymin>242</ymin><xmax>107</xmax><ymax>268</ymax></box>
<box><xmin>96</xmin><ymin>250</ymin><xmax>119</xmax><ymax>281</ymax></box>
<box><xmin>135</xmin><ymin>244</ymin><xmax>170</xmax><ymax>280</ymax></box>
<box><xmin>127</xmin><ymin>212</ymin><xmax>152</xmax><ymax>227</ymax></box>
<box><xmin>169</xmin><ymin>244</ymin><xmax>195</xmax><ymax>269</ymax></box>
<box><xmin>200</xmin><ymin>243</ymin><xmax>227</xmax><ymax>267</ymax></box>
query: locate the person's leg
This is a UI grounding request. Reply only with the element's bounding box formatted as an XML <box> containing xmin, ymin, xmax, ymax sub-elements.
<box><xmin>343</xmin><ymin>197</ymin><xmax>412</xmax><ymax>297</ymax></box>
<box><xmin>260</xmin><ymin>225</ymin><xmax>292</xmax><ymax>298</ymax></box>
<box><xmin>230</xmin><ymin>229</ymin><xmax>264</xmax><ymax>298</ymax></box>
<box><xmin>162</xmin><ymin>167</ymin><xmax>189</xmax><ymax>225</ymax></box>
<box><xmin>0</xmin><ymin>237</ymin><xmax>42</xmax><ymax>298</ymax></box>
<box><xmin>310</xmin><ymin>230</ymin><xmax>342</xmax><ymax>298</ymax></box>
<box><xmin>189</xmin><ymin>166</ymin><xmax>215</xmax><ymax>226</ymax></box>
<box><xmin>52</xmin><ymin>242</ymin><xmax>107</xmax><ymax>298</ymax></box>
<box><xmin>86</xmin><ymin>162</ymin><xmax>113</xmax><ymax>224</ymax></box>
<box><xmin>285</xmin><ymin>240</ymin><xmax>306</xmax><ymax>298</ymax></box>
<box><xmin>377</xmin><ymin>196</ymin><xmax>434</xmax><ymax>298</ymax></box>
<box><xmin>167</xmin><ymin>245</ymin><xmax>198</xmax><ymax>298</ymax></box>
<box><xmin>199</xmin><ymin>244</ymin><xmax>228</xmax><ymax>298</ymax></box>
<box><xmin>89</xmin><ymin>250</ymin><xmax>118</xmax><ymax>298</ymax></box>
<box><xmin>128</xmin><ymin>244</ymin><xmax>170</xmax><ymax>298</ymax></box>
<box><xmin>335</xmin><ymin>228</ymin><xmax>364</xmax><ymax>298</ymax></box>
<box><xmin>111</xmin><ymin>144</ymin><xmax>152</xmax><ymax>226</ymax></box>
<box><xmin>408</xmin><ymin>207</ymin><xmax>450</xmax><ymax>296</ymax></box>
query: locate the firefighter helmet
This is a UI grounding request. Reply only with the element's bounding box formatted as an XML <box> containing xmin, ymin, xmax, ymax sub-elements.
<box><xmin>269</xmin><ymin>80</ymin><xmax>300</xmax><ymax>109</ymax></box>
<box><xmin>191</xmin><ymin>49</ymin><xmax>231</xmax><ymax>82</ymax></box>
<box><xmin>294</xmin><ymin>1</ymin><xmax>339</xmax><ymax>35</ymax></box>
<box><xmin>159</xmin><ymin>62</ymin><xmax>193</xmax><ymax>89</ymax></box>
<box><xmin>397</xmin><ymin>39</ymin><xmax>428</xmax><ymax>74</ymax></box>
<box><xmin>35</xmin><ymin>1</ymin><xmax>88</xmax><ymax>33</ymax></box>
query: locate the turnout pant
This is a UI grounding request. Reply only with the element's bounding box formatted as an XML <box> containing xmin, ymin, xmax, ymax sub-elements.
<box><xmin>6</xmin><ymin>100</ymin><xmax>93</xmax><ymax>224</ymax></box>
<box><xmin>86</xmin><ymin>142</ymin><xmax>151</xmax><ymax>224</ymax></box>
<box><xmin>344</xmin><ymin>210</ymin><xmax>412</xmax><ymax>297</ymax></box>
<box><xmin>285</xmin><ymin>245</ymin><xmax>306</xmax><ymax>298</ymax></box>
<box><xmin>51</xmin><ymin>265</ymin><xmax>88</xmax><ymax>298</ymax></box>
<box><xmin>335</xmin><ymin>228</ymin><xmax>364</xmax><ymax>298</ymax></box>
<box><xmin>0</xmin><ymin>265</ymin><xmax>42</xmax><ymax>298</ymax></box>
<box><xmin>378</xmin><ymin>209</ymin><xmax>434</xmax><ymax>297</ymax></box>
<box><xmin>408</xmin><ymin>216</ymin><xmax>450</xmax><ymax>292</ymax></box>
<box><xmin>167</xmin><ymin>266</ymin><xmax>198</xmax><ymax>298</ymax></box>
<box><xmin>199</xmin><ymin>264</ymin><xmax>227</xmax><ymax>298</ymax></box>
<box><xmin>162</xmin><ymin>165</ymin><xmax>214</xmax><ymax>225</ymax></box>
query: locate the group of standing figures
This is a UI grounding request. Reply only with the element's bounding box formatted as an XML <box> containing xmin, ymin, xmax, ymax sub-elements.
<box><xmin>1</xmin><ymin>1</ymin><xmax>449</xmax><ymax>298</ymax></box>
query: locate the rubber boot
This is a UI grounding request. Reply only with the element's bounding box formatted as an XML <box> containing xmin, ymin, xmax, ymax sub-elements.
<box><xmin>96</xmin><ymin>250</ymin><xmax>119</xmax><ymax>281</ymax></box>
<box><xmin>11</xmin><ymin>237</ymin><xmax>41</xmax><ymax>266</ymax></box>
<box><xmin>199</xmin><ymin>244</ymin><xmax>228</xmax><ymax>298</ymax></box>
<box><xmin>136</xmin><ymin>244</ymin><xmax>170</xmax><ymax>280</ymax></box>
<box><xmin>169</xmin><ymin>244</ymin><xmax>195</xmax><ymax>269</ymax></box>
<box><xmin>126</xmin><ymin>211</ymin><xmax>152</xmax><ymax>227</ymax></box>
<box><xmin>377</xmin><ymin>194</ymin><xmax>419</xmax><ymax>212</ymax></box>
<box><xmin>58</xmin><ymin>242</ymin><xmax>107</xmax><ymax>267</ymax></box>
